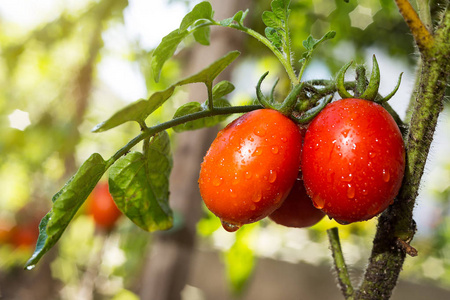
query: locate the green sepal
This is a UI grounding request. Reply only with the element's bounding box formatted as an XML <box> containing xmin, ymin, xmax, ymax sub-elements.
<box><xmin>336</xmin><ymin>60</ymin><xmax>354</xmax><ymax>99</ymax></box>
<box><xmin>360</xmin><ymin>55</ymin><xmax>380</xmax><ymax>100</ymax></box>
<box><xmin>294</xmin><ymin>95</ymin><xmax>333</xmax><ymax>124</ymax></box>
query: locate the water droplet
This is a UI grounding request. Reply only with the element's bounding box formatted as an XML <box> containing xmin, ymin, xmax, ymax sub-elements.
<box><xmin>253</xmin><ymin>147</ymin><xmax>263</xmax><ymax>156</ymax></box>
<box><xmin>369</xmin><ymin>151</ymin><xmax>376</xmax><ymax>158</ymax></box>
<box><xmin>268</xmin><ymin>170</ymin><xmax>277</xmax><ymax>183</ymax></box>
<box><xmin>312</xmin><ymin>194</ymin><xmax>325</xmax><ymax>209</ymax></box>
<box><xmin>232</xmin><ymin>174</ymin><xmax>239</xmax><ymax>185</ymax></box>
<box><xmin>250</xmin><ymin>204</ymin><xmax>256</xmax><ymax>211</ymax></box>
<box><xmin>221</xmin><ymin>220</ymin><xmax>240</xmax><ymax>232</ymax></box>
<box><xmin>382</xmin><ymin>169</ymin><xmax>390</xmax><ymax>182</ymax></box>
<box><xmin>342</xmin><ymin>129</ymin><xmax>350</xmax><ymax>138</ymax></box>
<box><xmin>341</xmin><ymin>174</ymin><xmax>353</xmax><ymax>182</ymax></box>
<box><xmin>248</xmin><ymin>136</ymin><xmax>254</xmax><ymax>142</ymax></box>
<box><xmin>252</xmin><ymin>191</ymin><xmax>262</xmax><ymax>202</ymax></box>
<box><xmin>362</xmin><ymin>189</ymin><xmax>368</xmax><ymax>195</ymax></box>
<box><xmin>230</xmin><ymin>189</ymin><xmax>237</xmax><ymax>198</ymax></box>
<box><xmin>274</xmin><ymin>193</ymin><xmax>283</xmax><ymax>203</ymax></box>
<box><xmin>281</xmin><ymin>137</ymin><xmax>287</xmax><ymax>143</ymax></box>
<box><xmin>254</xmin><ymin>127</ymin><xmax>266</xmax><ymax>137</ymax></box>
<box><xmin>212</xmin><ymin>177</ymin><xmax>222</xmax><ymax>187</ymax></box>
<box><xmin>271</xmin><ymin>146</ymin><xmax>279</xmax><ymax>154</ymax></box>
<box><xmin>26</xmin><ymin>265</ymin><xmax>36</xmax><ymax>270</ymax></box>
<box><xmin>245</xmin><ymin>171</ymin><xmax>252</xmax><ymax>179</ymax></box>
<box><xmin>347</xmin><ymin>184</ymin><xmax>356</xmax><ymax>199</ymax></box>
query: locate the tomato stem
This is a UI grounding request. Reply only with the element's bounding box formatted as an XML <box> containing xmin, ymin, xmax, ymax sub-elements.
<box><xmin>327</xmin><ymin>227</ymin><xmax>355</xmax><ymax>300</ymax></box>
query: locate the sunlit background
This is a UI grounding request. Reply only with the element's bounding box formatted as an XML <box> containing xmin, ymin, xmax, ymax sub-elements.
<box><xmin>1</xmin><ymin>0</ymin><xmax>449</xmax><ymax>299</ymax></box>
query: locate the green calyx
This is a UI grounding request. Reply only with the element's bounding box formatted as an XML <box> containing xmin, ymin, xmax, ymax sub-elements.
<box><xmin>335</xmin><ymin>55</ymin><xmax>403</xmax><ymax>103</ymax></box>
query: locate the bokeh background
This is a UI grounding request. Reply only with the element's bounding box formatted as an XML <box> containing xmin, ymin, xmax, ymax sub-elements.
<box><xmin>1</xmin><ymin>0</ymin><xmax>449</xmax><ymax>299</ymax></box>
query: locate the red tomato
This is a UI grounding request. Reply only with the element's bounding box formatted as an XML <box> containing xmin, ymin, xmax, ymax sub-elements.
<box><xmin>301</xmin><ymin>98</ymin><xmax>405</xmax><ymax>224</ymax></box>
<box><xmin>87</xmin><ymin>182</ymin><xmax>122</xmax><ymax>230</ymax></box>
<box><xmin>199</xmin><ymin>109</ymin><xmax>302</xmax><ymax>231</ymax></box>
<box><xmin>269</xmin><ymin>177</ymin><xmax>325</xmax><ymax>228</ymax></box>
<box><xmin>10</xmin><ymin>223</ymin><xmax>39</xmax><ymax>249</ymax></box>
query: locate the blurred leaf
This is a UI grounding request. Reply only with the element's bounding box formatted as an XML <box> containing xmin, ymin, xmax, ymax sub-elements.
<box><xmin>271</xmin><ymin>0</ymin><xmax>291</xmax><ymax>20</ymax></box>
<box><xmin>262</xmin><ymin>11</ymin><xmax>282</xmax><ymax>28</ymax></box>
<box><xmin>212</xmin><ymin>80</ymin><xmax>235</xmax><ymax>99</ymax></box>
<box><xmin>109</xmin><ymin>131</ymin><xmax>173</xmax><ymax>232</ymax></box>
<box><xmin>152</xmin><ymin>29</ymin><xmax>189</xmax><ymax>82</ymax></box>
<box><xmin>179</xmin><ymin>1</ymin><xmax>213</xmax><ymax>32</ymax></box>
<box><xmin>172</xmin><ymin>98</ymin><xmax>231</xmax><ymax>132</ymax></box>
<box><xmin>193</xmin><ymin>20</ymin><xmax>211</xmax><ymax>46</ymax></box>
<box><xmin>265</xmin><ymin>27</ymin><xmax>283</xmax><ymax>49</ymax></box>
<box><xmin>93</xmin><ymin>52</ymin><xmax>239</xmax><ymax>132</ymax></box>
<box><xmin>303</xmin><ymin>31</ymin><xmax>336</xmax><ymax>51</ymax></box>
<box><xmin>25</xmin><ymin>153</ymin><xmax>107</xmax><ymax>268</ymax></box>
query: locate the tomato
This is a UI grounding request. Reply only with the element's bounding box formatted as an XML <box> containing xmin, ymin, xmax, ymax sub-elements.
<box><xmin>199</xmin><ymin>109</ymin><xmax>302</xmax><ymax>231</ymax></box>
<box><xmin>10</xmin><ymin>223</ymin><xmax>39</xmax><ymax>248</ymax></box>
<box><xmin>269</xmin><ymin>176</ymin><xmax>325</xmax><ymax>228</ymax></box>
<box><xmin>87</xmin><ymin>182</ymin><xmax>122</xmax><ymax>230</ymax></box>
<box><xmin>301</xmin><ymin>98</ymin><xmax>405</xmax><ymax>224</ymax></box>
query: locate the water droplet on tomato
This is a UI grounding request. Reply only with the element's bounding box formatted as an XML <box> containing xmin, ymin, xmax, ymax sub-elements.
<box><xmin>252</xmin><ymin>191</ymin><xmax>262</xmax><ymax>202</ymax></box>
<box><xmin>250</xmin><ymin>204</ymin><xmax>256</xmax><ymax>211</ymax></box>
<box><xmin>212</xmin><ymin>177</ymin><xmax>222</xmax><ymax>187</ymax></box>
<box><xmin>221</xmin><ymin>220</ymin><xmax>240</xmax><ymax>232</ymax></box>
<box><xmin>268</xmin><ymin>170</ymin><xmax>277</xmax><ymax>183</ymax></box>
<box><xmin>281</xmin><ymin>137</ymin><xmax>287</xmax><ymax>142</ymax></box>
<box><xmin>254</xmin><ymin>127</ymin><xmax>266</xmax><ymax>137</ymax></box>
<box><xmin>347</xmin><ymin>184</ymin><xmax>356</xmax><ymax>199</ymax></box>
<box><xmin>253</xmin><ymin>147</ymin><xmax>263</xmax><ymax>156</ymax></box>
<box><xmin>369</xmin><ymin>151</ymin><xmax>376</xmax><ymax>158</ymax></box>
<box><xmin>341</xmin><ymin>174</ymin><xmax>353</xmax><ymax>182</ymax></box>
<box><xmin>312</xmin><ymin>194</ymin><xmax>325</xmax><ymax>209</ymax></box>
<box><xmin>362</xmin><ymin>189</ymin><xmax>368</xmax><ymax>195</ymax></box>
<box><xmin>274</xmin><ymin>192</ymin><xmax>283</xmax><ymax>203</ymax></box>
<box><xmin>245</xmin><ymin>171</ymin><xmax>252</xmax><ymax>179</ymax></box>
<box><xmin>271</xmin><ymin>146</ymin><xmax>279</xmax><ymax>154</ymax></box>
<box><xmin>382</xmin><ymin>169</ymin><xmax>390</xmax><ymax>182</ymax></box>
<box><xmin>342</xmin><ymin>129</ymin><xmax>350</xmax><ymax>138</ymax></box>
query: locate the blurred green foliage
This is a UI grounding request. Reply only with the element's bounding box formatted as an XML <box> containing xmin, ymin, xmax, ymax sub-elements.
<box><xmin>0</xmin><ymin>0</ymin><xmax>449</xmax><ymax>298</ymax></box>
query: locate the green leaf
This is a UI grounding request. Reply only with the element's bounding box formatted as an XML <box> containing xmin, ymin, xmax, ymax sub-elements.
<box><xmin>172</xmin><ymin>98</ymin><xmax>231</xmax><ymax>132</ymax></box>
<box><xmin>303</xmin><ymin>31</ymin><xmax>336</xmax><ymax>51</ymax></box>
<box><xmin>177</xmin><ymin>50</ymin><xmax>240</xmax><ymax>85</ymax></box>
<box><xmin>220</xmin><ymin>10</ymin><xmax>248</xmax><ymax>27</ymax></box>
<box><xmin>152</xmin><ymin>29</ymin><xmax>189</xmax><ymax>82</ymax></box>
<box><xmin>93</xmin><ymin>51</ymin><xmax>239</xmax><ymax>132</ymax></box>
<box><xmin>262</xmin><ymin>11</ymin><xmax>282</xmax><ymax>28</ymax></box>
<box><xmin>265</xmin><ymin>27</ymin><xmax>283</xmax><ymax>49</ymax></box>
<box><xmin>193</xmin><ymin>20</ymin><xmax>211</xmax><ymax>46</ymax></box>
<box><xmin>109</xmin><ymin>132</ymin><xmax>173</xmax><ymax>232</ymax></box>
<box><xmin>179</xmin><ymin>1</ymin><xmax>213</xmax><ymax>32</ymax></box>
<box><xmin>212</xmin><ymin>80</ymin><xmax>235</xmax><ymax>99</ymax></box>
<box><xmin>271</xmin><ymin>0</ymin><xmax>291</xmax><ymax>19</ymax></box>
<box><xmin>25</xmin><ymin>153</ymin><xmax>107</xmax><ymax>268</ymax></box>
<box><xmin>92</xmin><ymin>87</ymin><xmax>175</xmax><ymax>132</ymax></box>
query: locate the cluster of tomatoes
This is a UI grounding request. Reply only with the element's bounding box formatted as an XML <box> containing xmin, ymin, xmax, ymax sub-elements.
<box><xmin>199</xmin><ymin>98</ymin><xmax>405</xmax><ymax>231</ymax></box>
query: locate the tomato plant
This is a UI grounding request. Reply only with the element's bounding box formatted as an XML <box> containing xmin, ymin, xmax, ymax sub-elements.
<box><xmin>301</xmin><ymin>98</ymin><xmax>405</xmax><ymax>224</ymax></box>
<box><xmin>199</xmin><ymin>109</ymin><xmax>302</xmax><ymax>231</ymax></box>
<box><xmin>87</xmin><ymin>182</ymin><xmax>122</xmax><ymax>231</ymax></box>
<box><xmin>269</xmin><ymin>176</ymin><xmax>325</xmax><ymax>228</ymax></box>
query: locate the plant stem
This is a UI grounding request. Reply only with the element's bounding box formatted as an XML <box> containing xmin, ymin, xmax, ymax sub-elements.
<box><xmin>356</xmin><ymin>4</ymin><xmax>450</xmax><ymax>299</ymax></box>
<box><xmin>227</xmin><ymin>24</ymin><xmax>299</xmax><ymax>85</ymax></box>
<box><xmin>327</xmin><ymin>227</ymin><xmax>354</xmax><ymax>300</ymax></box>
<box><xmin>106</xmin><ymin>105</ymin><xmax>262</xmax><ymax>168</ymax></box>
<box><xmin>394</xmin><ymin>0</ymin><xmax>434</xmax><ymax>54</ymax></box>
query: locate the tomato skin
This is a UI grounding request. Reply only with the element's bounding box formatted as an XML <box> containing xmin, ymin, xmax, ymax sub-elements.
<box><xmin>87</xmin><ymin>182</ymin><xmax>122</xmax><ymax>230</ymax></box>
<box><xmin>269</xmin><ymin>177</ymin><xmax>325</xmax><ymax>228</ymax></box>
<box><xmin>301</xmin><ymin>98</ymin><xmax>405</xmax><ymax>224</ymax></box>
<box><xmin>199</xmin><ymin>109</ymin><xmax>302</xmax><ymax>229</ymax></box>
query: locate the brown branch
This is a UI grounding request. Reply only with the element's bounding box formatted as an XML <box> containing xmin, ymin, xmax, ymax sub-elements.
<box><xmin>394</xmin><ymin>0</ymin><xmax>434</xmax><ymax>54</ymax></box>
